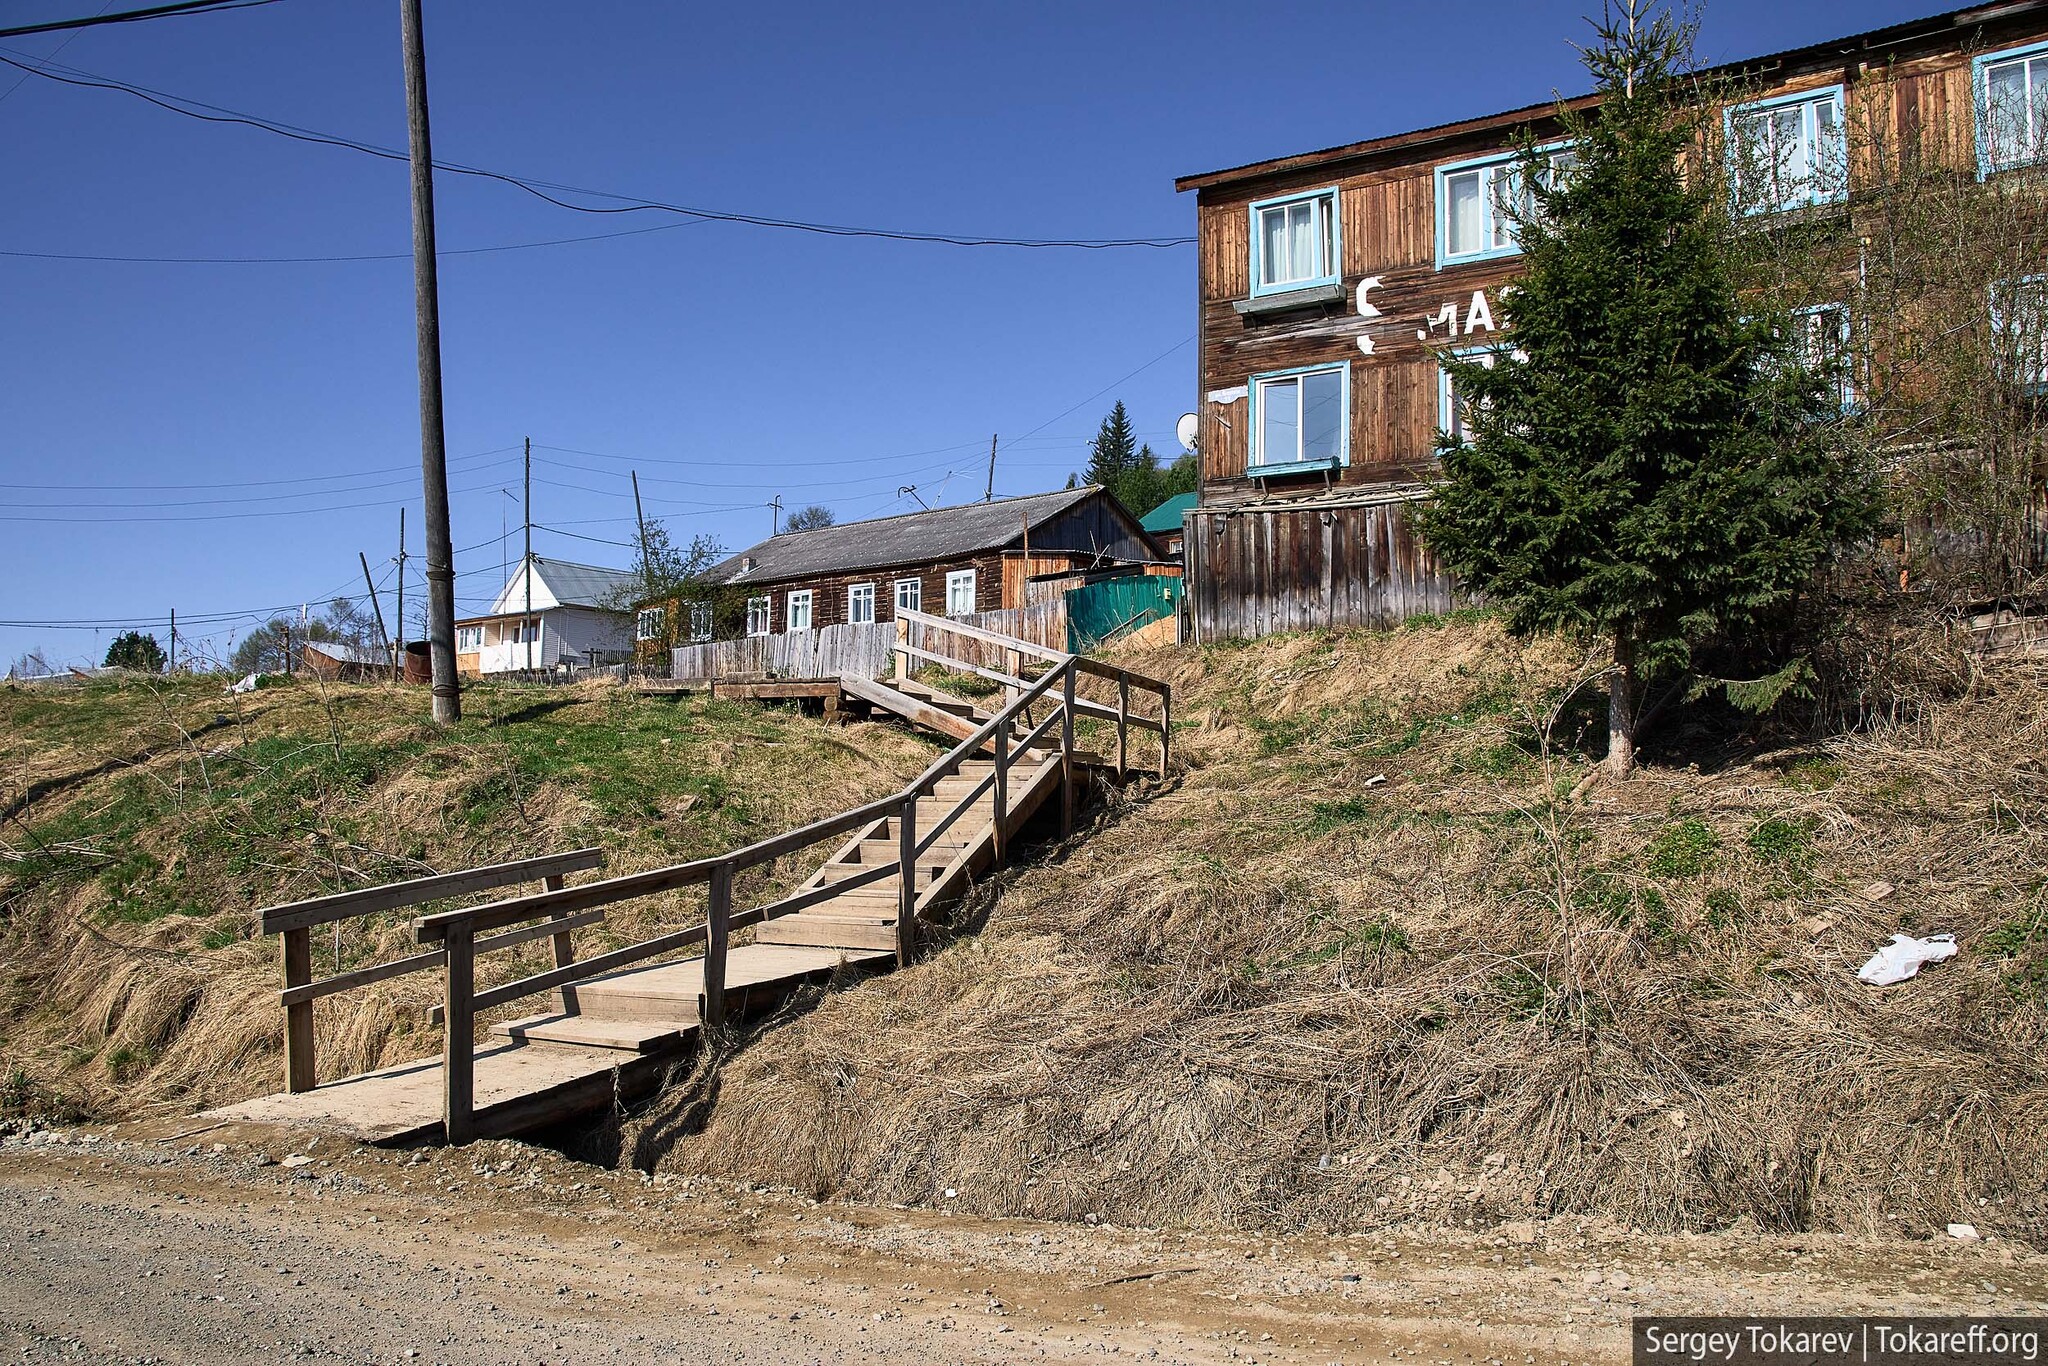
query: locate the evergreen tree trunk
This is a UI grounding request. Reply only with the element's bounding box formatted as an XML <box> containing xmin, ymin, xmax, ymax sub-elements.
<box><xmin>1607</xmin><ymin>632</ymin><xmax>1637</xmax><ymax>778</ymax></box>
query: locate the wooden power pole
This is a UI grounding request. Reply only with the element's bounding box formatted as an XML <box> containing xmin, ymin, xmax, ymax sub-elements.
<box><xmin>400</xmin><ymin>0</ymin><xmax>459</xmax><ymax>723</ymax></box>
<box><xmin>394</xmin><ymin>507</ymin><xmax>407</xmax><ymax>665</ymax></box>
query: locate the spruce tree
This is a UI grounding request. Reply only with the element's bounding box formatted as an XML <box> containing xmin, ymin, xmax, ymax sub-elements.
<box><xmin>1419</xmin><ymin>0</ymin><xmax>1874</xmax><ymax>777</ymax></box>
<box><xmin>103</xmin><ymin>630</ymin><xmax>166</xmax><ymax>673</ymax></box>
<box><xmin>1084</xmin><ymin>401</ymin><xmax>1139</xmax><ymax>490</ymax></box>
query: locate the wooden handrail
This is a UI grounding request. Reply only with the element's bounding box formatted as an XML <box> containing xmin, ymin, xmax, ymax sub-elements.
<box><xmin>894</xmin><ymin>607</ymin><xmax>1068</xmax><ymax>664</ymax></box>
<box><xmin>261</xmin><ymin>848</ymin><xmax>604</xmax><ymax>935</ymax></box>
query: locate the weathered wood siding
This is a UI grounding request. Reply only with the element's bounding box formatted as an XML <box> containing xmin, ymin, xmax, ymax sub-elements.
<box><xmin>1183</xmin><ymin>500</ymin><xmax>1456</xmax><ymax>642</ymax></box>
<box><xmin>670</xmin><ymin>602</ymin><xmax>1070</xmax><ymax>682</ymax></box>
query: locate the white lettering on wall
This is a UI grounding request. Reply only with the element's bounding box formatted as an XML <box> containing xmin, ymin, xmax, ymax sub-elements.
<box><xmin>1464</xmin><ymin>289</ymin><xmax>1494</xmax><ymax>334</ymax></box>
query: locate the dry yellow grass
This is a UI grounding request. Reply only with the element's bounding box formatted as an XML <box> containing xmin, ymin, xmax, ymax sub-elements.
<box><xmin>0</xmin><ymin>673</ymin><xmax>934</xmax><ymax>1120</ymax></box>
<box><xmin>636</xmin><ymin>618</ymin><xmax>2048</xmax><ymax>1245</ymax></box>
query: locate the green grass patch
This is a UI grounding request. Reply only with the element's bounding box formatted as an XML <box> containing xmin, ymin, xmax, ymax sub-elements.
<box><xmin>1747</xmin><ymin>815</ymin><xmax>1818</xmax><ymax>865</ymax></box>
<box><xmin>1646</xmin><ymin>818</ymin><xmax>1721</xmax><ymax>879</ymax></box>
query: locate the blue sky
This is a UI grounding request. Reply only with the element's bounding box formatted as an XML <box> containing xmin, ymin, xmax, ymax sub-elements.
<box><xmin>0</xmin><ymin>0</ymin><xmax>1928</xmax><ymax>669</ymax></box>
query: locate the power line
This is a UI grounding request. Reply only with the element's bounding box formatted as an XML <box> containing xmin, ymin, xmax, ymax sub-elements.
<box><xmin>0</xmin><ymin>49</ymin><xmax>1193</xmax><ymax>251</ymax></box>
<box><xmin>9</xmin><ymin>456</ymin><xmax>520</xmax><ymax>509</ymax></box>
<box><xmin>0</xmin><ymin>477</ymin><xmax>515</xmax><ymax>524</ymax></box>
<box><xmin>0</xmin><ymin>0</ymin><xmax>279</xmax><ymax>42</ymax></box>
<box><xmin>0</xmin><ymin>443</ymin><xmax>518</xmax><ymax>492</ymax></box>
<box><xmin>0</xmin><ymin>219</ymin><xmax>711</xmax><ymax>265</ymax></box>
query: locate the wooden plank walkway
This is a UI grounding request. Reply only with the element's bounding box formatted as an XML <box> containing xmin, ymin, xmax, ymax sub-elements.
<box><xmin>211</xmin><ymin>612</ymin><xmax>1167</xmax><ymax>1148</ymax></box>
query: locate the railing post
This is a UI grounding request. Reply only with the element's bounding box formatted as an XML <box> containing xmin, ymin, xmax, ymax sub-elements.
<box><xmin>1005</xmin><ymin>646</ymin><xmax>1022</xmax><ymax>707</ymax></box>
<box><xmin>992</xmin><ymin>715</ymin><xmax>1010</xmax><ymax>863</ymax></box>
<box><xmin>896</xmin><ymin>794</ymin><xmax>918</xmax><ymax>968</ymax></box>
<box><xmin>1060</xmin><ymin>662</ymin><xmax>1077</xmax><ymax>837</ymax></box>
<box><xmin>1116</xmin><ymin>674</ymin><xmax>1130</xmax><ymax>780</ymax></box>
<box><xmin>1159</xmin><ymin>683</ymin><xmax>1172</xmax><ymax>780</ymax></box>
<box><xmin>281</xmin><ymin>927</ymin><xmax>315</xmax><ymax>1093</ymax></box>
<box><xmin>442</xmin><ymin>920</ymin><xmax>475</xmax><ymax>1146</ymax></box>
<box><xmin>703</xmin><ymin>861</ymin><xmax>731</xmax><ymax>1031</ymax></box>
<box><xmin>893</xmin><ymin>616</ymin><xmax>909</xmax><ymax>684</ymax></box>
<box><xmin>544</xmin><ymin>872</ymin><xmax>577</xmax><ymax>1014</ymax></box>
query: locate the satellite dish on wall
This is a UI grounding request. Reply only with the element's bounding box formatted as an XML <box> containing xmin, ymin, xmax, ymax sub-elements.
<box><xmin>1175</xmin><ymin>412</ymin><xmax>1200</xmax><ymax>454</ymax></box>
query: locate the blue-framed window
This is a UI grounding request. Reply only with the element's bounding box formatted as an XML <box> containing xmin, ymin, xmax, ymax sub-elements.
<box><xmin>1725</xmin><ymin>86</ymin><xmax>1846</xmax><ymax>214</ymax></box>
<box><xmin>1977</xmin><ymin>41</ymin><xmax>2048</xmax><ymax>177</ymax></box>
<box><xmin>1788</xmin><ymin>303</ymin><xmax>1857</xmax><ymax>412</ymax></box>
<box><xmin>1248</xmin><ymin>363</ymin><xmax>1348</xmax><ymax>475</ymax></box>
<box><xmin>1248</xmin><ymin>188</ymin><xmax>1339</xmax><ymax>297</ymax></box>
<box><xmin>1434</xmin><ymin>144</ymin><xmax>1578</xmax><ymax>269</ymax></box>
<box><xmin>1991</xmin><ymin>275</ymin><xmax>2048</xmax><ymax>396</ymax></box>
<box><xmin>1436</xmin><ymin>347</ymin><xmax>1501</xmax><ymax>446</ymax></box>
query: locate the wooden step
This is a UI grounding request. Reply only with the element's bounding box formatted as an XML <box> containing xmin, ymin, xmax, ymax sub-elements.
<box><xmin>490</xmin><ymin>1012</ymin><xmax>692</xmax><ymax>1052</ymax></box>
<box><xmin>570</xmin><ymin>944</ymin><xmax>890</xmax><ymax>1021</ymax></box>
<box><xmin>754</xmin><ymin>913</ymin><xmax>899</xmax><ymax>952</ymax></box>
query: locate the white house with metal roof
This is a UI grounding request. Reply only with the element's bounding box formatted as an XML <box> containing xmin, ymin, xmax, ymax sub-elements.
<box><xmin>455</xmin><ymin>554</ymin><xmax>639</xmax><ymax>676</ymax></box>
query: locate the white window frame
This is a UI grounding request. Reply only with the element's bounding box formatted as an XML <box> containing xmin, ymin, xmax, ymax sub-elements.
<box><xmin>1248</xmin><ymin>362</ymin><xmax>1349</xmax><ymax>475</ymax></box>
<box><xmin>945</xmin><ymin>570</ymin><xmax>977</xmax><ymax>618</ymax></box>
<box><xmin>1248</xmin><ymin>188</ymin><xmax>1339</xmax><ymax>297</ymax></box>
<box><xmin>1992</xmin><ymin>275</ymin><xmax>2048</xmax><ymax>396</ymax></box>
<box><xmin>1434</xmin><ymin>143</ymin><xmax>1577</xmax><ymax>268</ymax></box>
<box><xmin>786</xmin><ymin>589</ymin><xmax>814</xmax><ymax>632</ymax></box>
<box><xmin>686</xmin><ymin>601</ymin><xmax>713</xmax><ymax>642</ymax></box>
<box><xmin>894</xmin><ymin>577</ymin><xmax>922</xmax><ymax>616</ymax></box>
<box><xmin>1789</xmin><ymin>302</ymin><xmax>1858</xmax><ymax>412</ymax></box>
<box><xmin>1724</xmin><ymin>86</ymin><xmax>1846</xmax><ymax>215</ymax></box>
<box><xmin>1437</xmin><ymin>347</ymin><xmax>1498</xmax><ymax>447</ymax></box>
<box><xmin>846</xmin><ymin>582</ymin><xmax>876</xmax><ymax>625</ymax></box>
<box><xmin>746</xmin><ymin>596</ymin><xmax>772</xmax><ymax>637</ymax></box>
<box><xmin>456</xmin><ymin>625</ymin><xmax>483</xmax><ymax>652</ymax></box>
<box><xmin>1977</xmin><ymin>40</ymin><xmax>2048</xmax><ymax>177</ymax></box>
<box><xmin>635</xmin><ymin>606</ymin><xmax>665</xmax><ymax>642</ymax></box>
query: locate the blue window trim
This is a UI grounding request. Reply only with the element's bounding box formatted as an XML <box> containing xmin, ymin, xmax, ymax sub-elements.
<box><xmin>1246</xmin><ymin>361</ymin><xmax>1350</xmax><ymax>476</ymax></box>
<box><xmin>1433</xmin><ymin>141</ymin><xmax>1575</xmax><ymax>271</ymax></box>
<box><xmin>1437</xmin><ymin>345</ymin><xmax>1488</xmax><ymax>443</ymax></box>
<box><xmin>1788</xmin><ymin>302</ymin><xmax>1861</xmax><ymax>414</ymax></box>
<box><xmin>1248</xmin><ymin>187</ymin><xmax>1340</xmax><ymax>299</ymax></box>
<box><xmin>1723</xmin><ymin>84</ymin><xmax>1847</xmax><ymax>215</ymax></box>
<box><xmin>1975</xmin><ymin>40</ymin><xmax>2048</xmax><ymax>180</ymax></box>
<box><xmin>1992</xmin><ymin>273</ymin><xmax>2048</xmax><ymax>397</ymax></box>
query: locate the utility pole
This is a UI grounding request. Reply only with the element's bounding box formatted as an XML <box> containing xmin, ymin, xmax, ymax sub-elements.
<box><xmin>394</xmin><ymin>507</ymin><xmax>407</xmax><ymax>664</ymax></box>
<box><xmin>360</xmin><ymin>551</ymin><xmax>392</xmax><ymax>666</ymax></box>
<box><xmin>631</xmin><ymin>469</ymin><xmax>651</xmax><ymax>586</ymax></box>
<box><xmin>768</xmin><ymin>495</ymin><xmax>783</xmax><ymax>537</ymax></box>
<box><xmin>523</xmin><ymin>436</ymin><xmax>533</xmax><ymax>672</ymax></box>
<box><xmin>400</xmin><ymin>0</ymin><xmax>458</xmax><ymax>723</ymax></box>
<box><xmin>167</xmin><ymin>608</ymin><xmax>176</xmax><ymax>675</ymax></box>
<box><xmin>984</xmin><ymin>433</ymin><xmax>998</xmax><ymax>502</ymax></box>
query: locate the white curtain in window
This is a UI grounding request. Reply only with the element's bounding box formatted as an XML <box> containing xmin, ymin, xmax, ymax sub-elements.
<box><xmin>1445</xmin><ymin>170</ymin><xmax>1483</xmax><ymax>256</ymax></box>
<box><xmin>1988</xmin><ymin>58</ymin><xmax>2034</xmax><ymax>167</ymax></box>
<box><xmin>1259</xmin><ymin>376</ymin><xmax>1300</xmax><ymax>464</ymax></box>
<box><xmin>1300</xmin><ymin>369</ymin><xmax>1343</xmax><ymax>463</ymax></box>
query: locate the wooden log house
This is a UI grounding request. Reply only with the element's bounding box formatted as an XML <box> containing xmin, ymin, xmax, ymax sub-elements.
<box><xmin>1175</xmin><ymin>1</ymin><xmax>2048</xmax><ymax>641</ymax></box>
<box><xmin>633</xmin><ymin>486</ymin><xmax>1162</xmax><ymax>658</ymax></box>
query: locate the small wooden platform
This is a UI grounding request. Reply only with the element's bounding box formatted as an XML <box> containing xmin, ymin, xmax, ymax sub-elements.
<box><xmin>207</xmin><ymin>942</ymin><xmax>891</xmax><ymax>1144</ymax></box>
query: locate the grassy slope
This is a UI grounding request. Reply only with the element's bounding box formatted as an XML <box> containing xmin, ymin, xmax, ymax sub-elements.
<box><xmin>0</xmin><ymin>674</ymin><xmax>937</xmax><ymax>1120</ymax></box>
<box><xmin>642</xmin><ymin>618</ymin><xmax>2048</xmax><ymax>1244</ymax></box>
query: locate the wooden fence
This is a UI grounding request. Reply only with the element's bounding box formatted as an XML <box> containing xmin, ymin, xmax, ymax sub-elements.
<box><xmin>670</xmin><ymin>601</ymin><xmax>1067</xmax><ymax>682</ymax></box>
<box><xmin>1183</xmin><ymin>497</ymin><xmax>1457</xmax><ymax>643</ymax></box>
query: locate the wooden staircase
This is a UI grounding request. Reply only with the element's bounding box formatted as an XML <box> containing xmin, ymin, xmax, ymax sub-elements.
<box><xmin>211</xmin><ymin>610</ymin><xmax>1167</xmax><ymax>1146</ymax></box>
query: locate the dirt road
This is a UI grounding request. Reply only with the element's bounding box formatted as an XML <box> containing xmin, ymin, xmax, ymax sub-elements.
<box><xmin>0</xmin><ymin>1122</ymin><xmax>2037</xmax><ymax>1365</ymax></box>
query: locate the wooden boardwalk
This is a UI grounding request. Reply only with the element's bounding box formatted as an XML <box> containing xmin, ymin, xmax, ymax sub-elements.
<box><xmin>210</xmin><ymin>612</ymin><xmax>1164</xmax><ymax>1146</ymax></box>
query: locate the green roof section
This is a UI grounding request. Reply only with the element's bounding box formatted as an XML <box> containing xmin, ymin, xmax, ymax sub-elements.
<box><xmin>1139</xmin><ymin>492</ymin><xmax>1197</xmax><ymax>533</ymax></box>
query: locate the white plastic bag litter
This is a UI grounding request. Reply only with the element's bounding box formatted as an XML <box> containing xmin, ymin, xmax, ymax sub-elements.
<box><xmin>1856</xmin><ymin>933</ymin><xmax>1958</xmax><ymax>986</ymax></box>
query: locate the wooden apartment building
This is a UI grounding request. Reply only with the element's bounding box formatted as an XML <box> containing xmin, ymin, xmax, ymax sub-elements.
<box><xmin>1175</xmin><ymin>1</ymin><xmax>2048</xmax><ymax>641</ymax></box>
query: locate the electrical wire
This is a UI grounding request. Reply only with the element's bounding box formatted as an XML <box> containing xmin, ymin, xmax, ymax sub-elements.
<box><xmin>0</xmin><ymin>443</ymin><xmax>519</xmax><ymax>492</ymax></box>
<box><xmin>1</xmin><ymin>219</ymin><xmax>711</xmax><ymax>265</ymax></box>
<box><xmin>0</xmin><ymin>0</ymin><xmax>278</xmax><ymax>42</ymax></box>
<box><xmin>0</xmin><ymin>49</ymin><xmax>1194</xmax><ymax>252</ymax></box>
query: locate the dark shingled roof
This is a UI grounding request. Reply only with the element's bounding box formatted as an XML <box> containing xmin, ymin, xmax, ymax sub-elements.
<box><xmin>703</xmin><ymin>487</ymin><xmax>1105</xmax><ymax>586</ymax></box>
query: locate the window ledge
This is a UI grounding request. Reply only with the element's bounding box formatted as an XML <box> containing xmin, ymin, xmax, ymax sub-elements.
<box><xmin>1235</xmin><ymin>282</ymin><xmax>1346</xmax><ymax>317</ymax></box>
<box><xmin>1246</xmin><ymin>458</ymin><xmax>1342</xmax><ymax>479</ymax></box>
